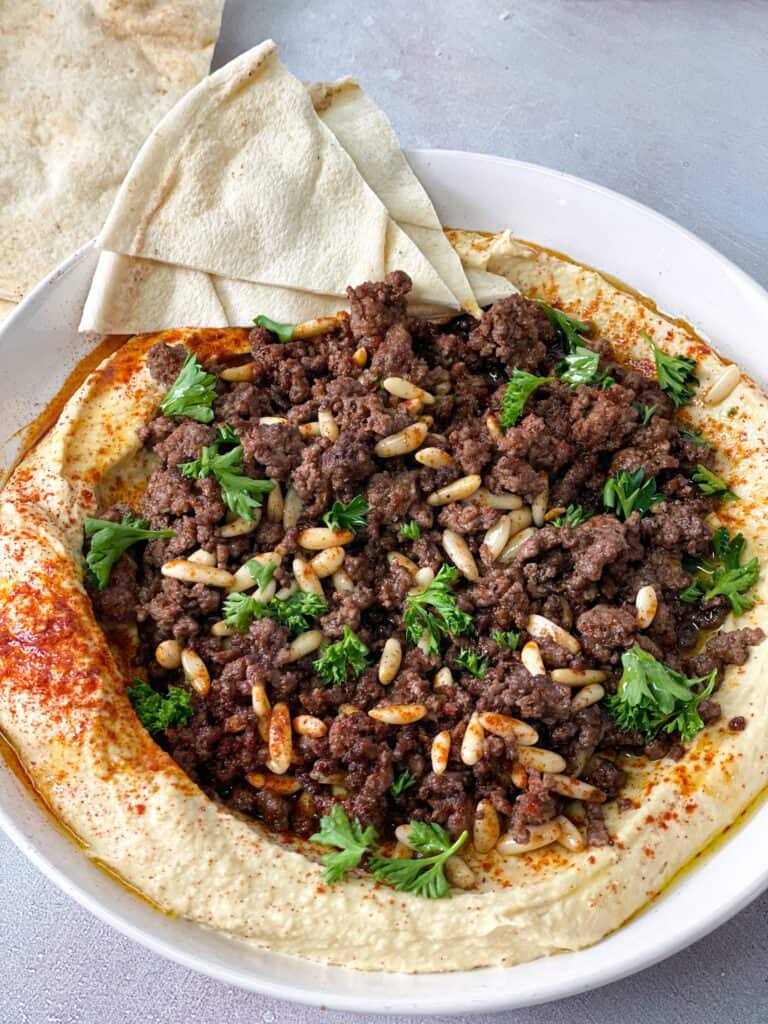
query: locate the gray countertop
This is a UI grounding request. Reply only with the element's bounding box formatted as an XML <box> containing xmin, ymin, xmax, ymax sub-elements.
<box><xmin>3</xmin><ymin>1</ymin><xmax>767</xmax><ymax>1021</ymax></box>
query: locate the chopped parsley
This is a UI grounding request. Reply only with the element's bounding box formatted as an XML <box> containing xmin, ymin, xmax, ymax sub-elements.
<box><xmin>645</xmin><ymin>332</ymin><xmax>698</xmax><ymax>407</ymax></box>
<box><xmin>223</xmin><ymin>590</ymin><xmax>327</xmax><ymax>634</ymax></box>
<box><xmin>253</xmin><ymin>314</ymin><xmax>296</xmax><ymax>343</ymax></box>
<box><xmin>246</xmin><ymin>558</ymin><xmax>277</xmax><ymax>591</ymax></box>
<box><xmin>128</xmin><ymin>679</ymin><xmax>192</xmax><ymax>733</ymax></box>
<box><xmin>179</xmin><ymin>424</ymin><xmax>274</xmax><ymax>522</ymax></box>
<box><xmin>499</xmin><ymin>370</ymin><xmax>553</xmax><ymax>429</ymax></box>
<box><xmin>454</xmin><ymin>647</ymin><xmax>490</xmax><ymax>679</ymax></box>
<box><xmin>602</xmin><ymin>469</ymin><xmax>664</xmax><ymax>521</ymax></box>
<box><xmin>680</xmin><ymin>527</ymin><xmax>760</xmax><ymax>615</ymax></box>
<box><xmin>558</xmin><ymin>345</ymin><xmax>613</xmax><ymax>389</ymax></box>
<box><xmin>399</xmin><ymin>520</ymin><xmax>422</xmax><ymax>541</ymax></box>
<box><xmin>310</xmin><ymin>805</ymin><xmax>378</xmax><ymax>883</ymax></box>
<box><xmin>84</xmin><ymin>515</ymin><xmax>175</xmax><ymax>590</ymax></box>
<box><xmin>679</xmin><ymin>426</ymin><xmax>713</xmax><ymax>449</ymax></box>
<box><xmin>537</xmin><ymin>302</ymin><xmax>590</xmax><ymax>351</ymax></box>
<box><xmin>323</xmin><ymin>494</ymin><xmax>369</xmax><ymax>533</ymax></box>
<box><xmin>491</xmin><ymin>629</ymin><xmax>521</xmax><ymax>651</ymax></box>
<box><xmin>314</xmin><ymin>626</ymin><xmax>370</xmax><ymax>685</ymax></box>
<box><xmin>550</xmin><ymin>504</ymin><xmax>591</xmax><ymax>528</ymax></box>
<box><xmin>633</xmin><ymin>402</ymin><xmax>657</xmax><ymax>426</ymax></box>
<box><xmin>604</xmin><ymin>645</ymin><xmax>716</xmax><ymax>742</ymax></box>
<box><xmin>390</xmin><ymin>769</ymin><xmax>417</xmax><ymax>797</ymax></box>
<box><xmin>159</xmin><ymin>352</ymin><xmax>218</xmax><ymax>423</ymax></box>
<box><xmin>403</xmin><ymin>565</ymin><xmax>473</xmax><ymax>656</ymax></box>
<box><xmin>692</xmin><ymin>464</ymin><xmax>737</xmax><ymax>501</ymax></box>
<box><xmin>369</xmin><ymin>822</ymin><xmax>468</xmax><ymax>899</ymax></box>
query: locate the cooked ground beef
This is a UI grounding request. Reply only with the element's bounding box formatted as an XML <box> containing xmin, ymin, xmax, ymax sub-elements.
<box><xmin>87</xmin><ymin>271</ymin><xmax>764</xmax><ymax>856</ymax></box>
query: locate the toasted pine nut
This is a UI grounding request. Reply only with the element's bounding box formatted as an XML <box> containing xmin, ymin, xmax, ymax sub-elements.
<box><xmin>211</xmin><ymin>620</ymin><xmax>234</xmax><ymax>637</ymax></box>
<box><xmin>433</xmin><ymin>667</ymin><xmax>453</xmax><ymax>689</ymax></box>
<box><xmin>276</xmin><ymin>582</ymin><xmax>298</xmax><ymax>600</ymax></box>
<box><xmin>395</xmin><ymin>823</ymin><xmax>417</xmax><ymax>849</ymax></box>
<box><xmin>556</xmin><ymin>815</ymin><xmax>586</xmax><ymax>852</ymax></box>
<box><xmin>338</xmin><ymin>703</ymin><xmax>359</xmax><ymax>717</ymax></box>
<box><xmin>410</xmin><ymin>566</ymin><xmax>435</xmax><ymax>593</ymax></box>
<box><xmin>298</xmin><ymin>527</ymin><xmax>354</xmax><ymax>550</ymax></box>
<box><xmin>526</xmin><ymin>613</ymin><xmax>581</xmax><ymax>654</ymax></box>
<box><xmin>473</xmin><ymin>799</ymin><xmax>501</xmax><ymax>854</ymax></box>
<box><xmin>310</xmin><ymin>546</ymin><xmax>345</xmax><ymax>578</ymax></box>
<box><xmin>442</xmin><ymin>529</ymin><xmax>479</xmax><ymax>581</ymax></box>
<box><xmin>427</xmin><ymin>473</ymin><xmax>482</xmax><ymax>506</ymax></box>
<box><xmin>551</xmin><ymin>668</ymin><xmax>608</xmax><ymax>686</ymax></box>
<box><xmin>266</xmin><ymin>483</ymin><xmax>284</xmax><ymax>523</ymax></box>
<box><xmin>161</xmin><ymin>560</ymin><xmax>234</xmax><ymax>588</ymax></box>
<box><xmin>544</xmin><ymin>506</ymin><xmax>566</xmax><ymax>523</ymax></box>
<box><xmin>415</xmin><ymin>446</ymin><xmax>454</xmax><ymax>469</ymax></box>
<box><xmin>293</xmin><ymin>557</ymin><xmax>324</xmax><ymax>597</ymax></box>
<box><xmin>188</xmin><ymin>548</ymin><xmax>216</xmax><ymax>566</ymax></box>
<box><xmin>155</xmin><ymin>639</ymin><xmax>182</xmax><ymax>669</ymax></box>
<box><xmin>405</xmin><ymin>397</ymin><xmax>424</xmax><ymax>414</ymax></box>
<box><xmin>635</xmin><ymin>584</ymin><xmax>658</xmax><ymax>629</ymax></box>
<box><xmin>477</xmin><ymin>488</ymin><xmax>524</xmax><ymax>510</ymax></box>
<box><xmin>298</xmin><ymin>422</ymin><xmax>322</xmax><ymax>438</ymax></box>
<box><xmin>547</xmin><ymin>773</ymin><xmax>606</xmax><ymax>802</ymax></box>
<box><xmin>332</xmin><ymin>568</ymin><xmax>354</xmax><ymax>592</ymax></box>
<box><xmin>569</xmin><ymin>684</ymin><xmax>604</xmax><ymax>714</ymax></box>
<box><xmin>318</xmin><ymin>408</ymin><xmax>340</xmax><ymax>441</ymax></box>
<box><xmin>368</xmin><ymin>703</ymin><xmax>427</xmax><ymax>725</ymax></box>
<box><xmin>219</xmin><ymin>514</ymin><xmax>260</xmax><ymax>538</ymax></box>
<box><xmin>419</xmin><ymin>416</ymin><xmax>435</xmax><ymax>429</ymax></box>
<box><xmin>477</xmin><ymin>711</ymin><xmax>539</xmax><ymax>746</ymax></box>
<box><xmin>511</xmin><ymin>763</ymin><xmax>529</xmax><ymax>789</ymax></box>
<box><xmin>392</xmin><ymin>841</ymin><xmax>414</xmax><ymax>860</ymax></box>
<box><xmin>258</xmin><ymin>416</ymin><xmax>289</xmax><ymax>425</ymax></box>
<box><xmin>444</xmin><ymin>856</ymin><xmax>476</xmax><ymax>889</ymax></box>
<box><xmin>460</xmin><ymin>713</ymin><xmax>485</xmax><ymax>766</ymax></box>
<box><xmin>516</xmin><ymin>746</ymin><xmax>567</xmax><ymax>775</ymax></box>
<box><xmin>483</xmin><ymin>514</ymin><xmax>512</xmax><ymax>561</ymax></box>
<box><xmin>498</xmin><ymin>525</ymin><xmax>537</xmax><ymax>563</ymax></box>
<box><xmin>293</xmin><ymin>314</ymin><xmax>344</xmax><ymax>340</ymax></box>
<box><xmin>705</xmin><ymin>363</ymin><xmax>740</xmax><ymax>405</ymax></box>
<box><xmin>431</xmin><ymin>730</ymin><xmax>451</xmax><ymax>774</ymax></box>
<box><xmin>352</xmin><ymin>346</ymin><xmax>368</xmax><ymax>367</ymax></box>
<box><xmin>375</xmin><ymin>420</ymin><xmax>429</xmax><ymax>458</ymax></box>
<box><xmin>293</xmin><ymin>714</ymin><xmax>327</xmax><ymax>738</ymax></box>
<box><xmin>485</xmin><ymin>413</ymin><xmax>503</xmax><ymax>442</ymax></box>
<box><xmin>267</xmin><ymin>702</ymin><xmax>292</xmax><ymax>775</ymax></box>
<box><xmin>378</xmin><ymin>638</ymin><xmax>403</xmax><ymax>685</ymax></box>
<box><xmin>282</xmin><ymin>486</ymin><xmax>303</xmax><ymax>529</ymax></box>
<box><xmin>181</xmin><ymin>649</ymin><xmax>210</xmax><ymax>697</ymax></box>
<box><xmin>251</xmin><ymin>682</ymin><xmax>271</xmax><ymax>721</ymax></box>
<box><xmin>286</xmin><ymin>629</ymin><xmax>324</xmax><ymax>662</ymax></box>
<box><xmin>382</xmin><ymin>376</ymin><xmax>436</xmax><ymax>405</ymax></box>
<box><xmin>387</xmin><ymin>551</ymin><xmax>419</xmax><ymax>576</ymax></box>
<box><xmin>229</xmin><ymin>552</ymin><xmax>280</xmax><ymax>595</ymax></box>
<box><xmin>497</xmin><ymin>820</ymin><xmax>562</xmax><ymax>855</ymax></box>
<box><xmin>531</xmin><ymin>483</ymin><xmax>549</xmax><ymax>527</ymax></box>
<box><xmin>220</xmin><ymin>361</ymin><xmax>254</xmax><ymax>382</ymax></box>
<box><xmin>246</xmin><ymin>772</ymin><xmax>302</xmax><ymax>795</ymax></box>
<box><xmin>521</xmin><ymin>640</ymin><xmax>546</xmax><ymax>677</ymax></box>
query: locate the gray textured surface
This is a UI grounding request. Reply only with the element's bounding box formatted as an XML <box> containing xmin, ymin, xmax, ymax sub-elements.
<box><xmin>2</xmin><ymin>0</ymin><xmax>768</xmax><ymax>1021</ymax></box>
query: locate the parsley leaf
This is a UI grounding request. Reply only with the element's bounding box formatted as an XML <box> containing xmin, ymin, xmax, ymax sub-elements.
<box><xmin>602</xmin><ymin>469</ymin><xmax>664</xmax><ymax>521</ymax></box>
<box><xmin>537</xmin><ymin>302</ymin><xmax>590</xmax><ymax>351</ymax></box>
<box><xmin>399</xmin><ymin>520</ymin><xmax>422</xmax><ymax>541</ymax></box>
<box><xmin>314</xmin><ymin>626</ymin><xmax>370</xmax><ymax>685</ymax></box>
<box><xmin>223</xmin><ymin>590</ymin><xmax>327</xmax><ymax>634</ymax></box>
<box><xmin>246</xmin><ymin>558</ymin><xmax>277</xmax><ymax>591</ymax></box>
<box><xmin>454</xmin><ymin>647</ymin><xmax>490</xmax><ymax>678</ymax></box>
<box><xmin>679</xmin><ymin>426</ymin><xmax>714</xmax><ymax>450</ymax></box>
<box><xmin>253</xmin><ymin>314</ymin><xmax>296</xmax><ymax>343</ymax></box>
<box><xmin>500</xmin><ymin>370</ymin><xmax>553</xmax><ymax>429</ymax></box>
<box><xmin>179</xmin><ymin>425</ymin><xmax>274</xmax><ymax>522</ymax></box>
<box><xmin>369</xmin><ymin>823</ymin><xmax>468</xmax><ymax>899</ymax></box>
<box><xmin>323</xmin><ymin>494</ymin><xmax>369</xmax><ymax>533</ymax></box>
<box><xmin>692</xmin><ymin>464</ymin><xmax>737</xmax><ymax>501</ymax></box>
<box><xmin>390</xmin><ymin>769</ymin><xmax>417</xmax><ymax>797</ymax></box>
<box><xmin>84</xmin><ymin>516</ymin><xmax>175</xmax><ymax>590</ymax></box>
<box><xmin>681</xmin><ymin>527</ymin><xmax>760</xmax><ymax>615</ymax></box>
<box><xmin>159</xmin><ymin>352</ymin><xmax>218</xmax><ymax>423</ymax></box>
<box><xmin>550</xmin><ymin>504</ymin><xmax>591</xmax><ymax>528</ymax></box>
<box><xmin>633</xmin><ymin>402</ymin><xmax>657</xmax><ymax>426</ymax></box>
<box><xmin>128</xmin><ymin>679</ymin><xmax>193</xmax><ymax>733</ymax></box>
<box><xmin>310</xmin><ymin>804</ymin><xmax>379</xmax><ymax>883</ymax></box>
<box><xmin>404</xmin><ymin>565</ymin><xmax>473</xmax><ymax>656</ymax></box>
<box><xmin>491</xmin><ymin>629</ymin><xmax>521</xmax><ymax>651</ymax></box>
<box><xmin>604</xmin><ymin>644</ymin><xmax>716</xmax><ymax>741</ymax></box>
<box><xmin>559</xmin><ymin>345</ymin><xmax>613</xmax><ymax>389</ymax></box>
<box><xmin>645</xmin><ymin>332</ymin><xmax>699</xmax><ymax>407</ymax></box>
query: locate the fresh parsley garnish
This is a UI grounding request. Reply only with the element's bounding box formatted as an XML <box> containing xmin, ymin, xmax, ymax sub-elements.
<box><xmin>314</xmin><ymin>626</ymin><xmax>370</xmax><ymax>685</ymax></box>
<box><xmin>159</xmin><ymin>352</ymin><xmax>218</xmax><ymax>423</ymax></box>
<box><xmin>551</xmin><ymin>504</ymin><xmax>591</xmax><ymax>528</ymax></box>
<box><xmin>253</xmin><ymin>315</ymin><xmax>296</xmax><ymax>343</ymax></box>
<box><xmin>368</xmin><ymin>822</ymin><xmax>468</xmax><ymax>899</ymax></box>
<box><xmin>645</xmin><ymin>332</ymin><xmax>698</xmax><ymax>407</ymax></box>
<box><xmin>454</xmin><ymin>647</ymin><xmax>490</xmax><ymax>679</ymax></box>
<box><xmin>538</xmin><ymin>302</ymin><xmax>590</xmax><ymax>351</ymax></box>
<box><xmin>680</xmin><ymin>527</ymin><xmax>759</xmax><ymax>615</ymax></box>
<box><xmin>323</xmin><ymin>495</ymin><xmax>369</xmax><ymax>533</ymax></box>
<box><xmin>246</xmin><ymin>558</ymin><xmax>277</xmax><ymax>591</ymax></box>
<box><xmin>390</xmin><ymin>769</ymin><xmax>417</xmax><ymax>797</ymax></box>
<box><xmin>179</xmin><ymin>424</ymin><xmax>274</xmax><ymax>522</ymax></box>
<box><xmin>692</xmin><ymin>464</ymin><xmax>737</xmax><ymax>501</ymax></box>
<box><xmin>558</xmin><ymin>345</ymin><xmax>613</xmax><ymax>389</ymax></box>
<box><xmin>679</xmin><ymin>426</ymin><xmax>714</xmax><ymax>449</ymax></box>
<box><xmin>633</xmin><ymin>402</ymin><xmax>657</xmax><ymax>426</ymax></box>
<box><xmin>491</xmin><ymin>629</ymin><xmax>521</xmax><ymax>651</ymax></box>
<box><xmin>604</xmin><ymin>645</ymin><xmax>716</xmax><ymax>742</ymax></box>
<box><xmin>602</xmin><ymin>469</ymin><xmax>664</xmax><ymax>521</ymax></box>
<box><xmin>310</xmin><ymin>805</ymin><xmax>378</xmax><ymax>883</ymax></box>
<box><xmin>223</xmin><ymin>590</ymin><xmax>327</xmax><ymax>634</ymax></box>
<box><xmin>84</xmin><ymin>515</ymin><xmax>175</xmax><ymax>590</ymax></box>
<box><xmin>399</xmin><ymin>520</ymin><xmax>422</xmax><ymax>541</ymax></box>
<box><xmin>499</xmin><ymin>370</ymin><xmax>553</xmax><ymax>429</ymax></box>
<box><xmin>403</xmin><ymin>565</ymin><xmax>473</xmax><ymax>656</ymax></box>
<box><xmin>127</xmin><ymin>679</ymin><xmax>193</xmax><ymax>733</ymax></box>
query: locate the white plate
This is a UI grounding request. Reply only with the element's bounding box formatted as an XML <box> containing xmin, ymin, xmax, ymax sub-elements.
<box><xmin>1</xmin><ymin>150</ymin><xmax>768</xmax><ymax>1015</ymax></box>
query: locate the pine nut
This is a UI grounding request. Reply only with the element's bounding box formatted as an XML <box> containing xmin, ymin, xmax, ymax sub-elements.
<box><xmin>705</xmin><ymin>363</ymin><xmax>740</xmax><ymax>405</ymax></box>
<box><xmin>526</xmin><ymin>613</ymin><xmax>581</xmax><ymax>654</ymax></box>
<box><xmin>551</xmin><ymin>668</ymin><xmax>608</xmax><ymax>686</ymax></box>
<box><xmin>332</xmin><ymin>568</ymin><xmax>354</xmax><ymax>592</ymax></box>
<box><xmin>229</xmin><ymin>552</ymin><xmax>280</xmax><ymax>595</ymax></box>
<box><xmin>282</xmin><ymin>486</ymin><xmax>303</xmax><ymax>529</ymax></box>
<box><xmin>220</xmin><ymin>361</ymin><xmax>254</xmax><ymax>382</ymax></box>
<box><xmin>547</xmin><ymin>773</ymin><xmax>606</xmax><ymax>802</ymax></box>
<box><xmin>211</xmin><ymin>620</ymin><xmax>234</xmax><ymax>637</ymax></box>
<box><xmin>395</xmin><ymin>824</ymin><xmax>417</xmax><ymax>849</ymax></box>
<box><xmin>571</xmin><ymin>683</ymin><xmax>605</xmax><ymax>712</ymax></box>
<box><xmin>410</xmin><ymin>566</ymin><xmax>435</xmax><ymax>593</ymax></box>
<box><xmin>544</xmin><ymin>506</ymin><xmax>566</xmax><ymax>523</ymax></box>
<box><xmin>309</xmin><ymin>546</ymin><xmax>345</xmax><ymax>578</ymax></box>
<box><xmin>318</xmin><ymin>408</ymin><xmax>340</xmax><ymax>441</ymax></box>
<box><xmin>258</xmin><ymin>416</ymin><xmax>289</xmax><ymax>425</ymax></box>
<box><xmin>431</xmin><ymin>730</ymin><xmax>451</xmax><ymax>774</ymax></box>
<box><xmin>477</xmin><ymin>488</ymin><xmax>524</xmax><ymax>510</ymax></box>
<box><xmin>293</xmin><ymin>314</ymin><xmax>344</xmax><ymax>340</ymax></box>
<box><xmin>405</xmin><ymin>397</ymin><xmax>424</xmax><ymax>414</ymax></box>
<box><xmin>473</xmin><ymin>798</ymin><xmax>501</xmax><ymax>853</ymax></box>
<box><xmin>516</xmin><ymin>746</ymin><xmax>567</xmax><ymax>774</ymax></box>
<box><xmin>521</xmin><ymin>640</ymin><xmax>546</xmax><ymax>677</ymax></box>
<box><xmin>219</xmin><ymin>514</ymin><xmax>260</xmax><ymax>538</ymax></box>
<box><xmin>298</xmin><ymin>421</ymin><xmax>322</xmax><ymax>438</ymax></box>
<box><xmin>481</xmin><ymin>514</ymin><xmax>512</xmax><ymax>562</ymax></box>
<box><xmin>442</xmin><ymin>529</ymin><xmax>479</xmax><ymax>581</ymax></box>
<box><xmin>460</xmin><ymin>712</ymin><xmax>485</xmax><ymax>766</ymax></box>
<box><xmin>531</xmin><ymin>483</ymin><xmax>549</xmax><ymax>527</ymax></box>
<box><xmin>352</xmin><ymin>346</ymin><xmax>368</xmax><ymax>367</ymax></box>
<box><xmin>375</xmin><ymin>420</ymin><xmax>429</xmax><ymax>458</ymax></box>
<box><xmin>155</xmin><ymin>639</ymin><xmax>182</xmax><ymax>669</ymax></box>
<box><xmin>293</xmin><ymin>557</ymin><xmax>324</xmax><ymax>597</ymax></box>
<box><xmin>415</xmin><ymin>446</ymin><xmax>454</xmax><ymax>469</ymax></box>
<box><xmin>556</xmin><ymin>815</ymin><xmax>586</xmax><ymax>852</ymax></box>
<box><xmin>338</xmin><ymin>703</ymin><xmax>359</xmax><ymax>717</ymax></box>
<box><xmin>444</xmin><ymin>856</ymin><xmax>476</xmax><ymax>889</ymax></box>
<box><xmin>245</xmin><ymin>772</ymin><xmax>302</xmax><ymax>795</ymax></box>
<box><xmin>477</xmin><ymin>711</ymin><xmax>539</xmax><ymax>746</ymax></box>
<box><xmin>181</xmin><ymin>649</ymin><xmax>210</xmax><ymax>697</ymax></box>
<box><xmin>498</xmin><ymin>525</ymin><xmax>537</xmax><ymax>563</ymax></box>
<box><xmin>285</xmin><ymin>629</ymin><xmax>324</xmax><ymax>662</ymax></box>
<box><xmin>382</xmin><ymin>376</ymin><xmax>436</xmax><ymax>405</ymax></box>
<box><xmin>433</xmin><ymin>667</ymin><xmax>453</xmax><ymax>689</ymax></box>
<box><xmin>387</xmin><ymin>551</ymin><xmax>419</xmax><ymax>576</ymax></box>
<box><xmin>511</xmin><ymin>764</ymin><xmax>528</xmax><ymax>789</ymax></box>
<box><xmin>293</xmin><ymin>714</ymin><xmax>327</xmax><ymax>738</ymax></box>
<box><xmin>267</xmin><ymin>702</ymin><xmax>292</xmax><ymax>774</ymax></box>
<box><xmin>485</xmin><ymin>413</ymin><xmax>503</xmax><ymax>442</ymax></box>
<box><xmin>378</xmin><ymin>638</ymin><xmax>403</xmax><ymax>685</ymax></box>
<box><xmin>427</xmin><ymin>473</ymin><xmax>482</xmax><ymax>506</ymax></box>
<box><xmin>497</xmin><ymin>820</ymin><xmax>561</xmax><ymax>855</ymax></box>
<box><xmin>266</xmin><ymin>483</ymin><xmax>283</xmax><ymax>522</ymax></box>
<box><xmin>161</xmin><ymin>560</ymin><xmax>234</xmax><ymax>588</ymax></box>
<box><xmin>188</xmin><ymin>548</ymin><xmax>216</xmax><ymax>566</ymax></box>
<box><xmin>635</xmin><ymin>584</ymin><xmax>658</xmax><ymax>629</ymax></box>
<box><xmin>276</xmin><ymin>582</ymin><xmax>298</xmax><ymax>600</ymax></box>
<box><xmin>251</xmin><ymin>682</ymin><xmax>271</xmax><ymax>722</ymax></box>
<box><xmin>368</xmin><ymin>703</ymin><xmax>427</xmax><ymax>725</ymax></box>
<box><xmin>298</xmin><ymin>527</ymin><xmax>354</xmax><ymax>550</ymax></box>
<box><xmin>392</xmin><ymin>841</ymin><xmax>414</xmax><ymax>859</ymax></box>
